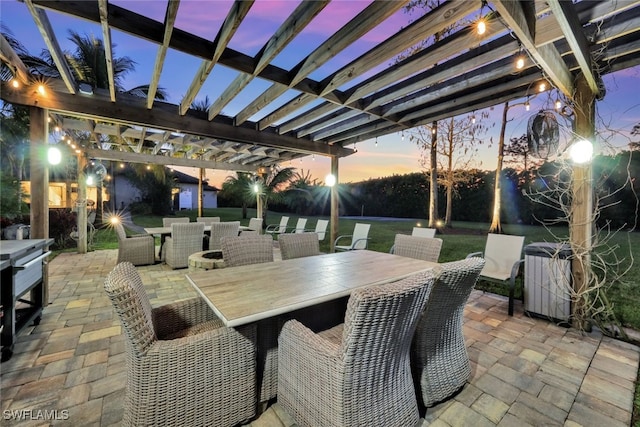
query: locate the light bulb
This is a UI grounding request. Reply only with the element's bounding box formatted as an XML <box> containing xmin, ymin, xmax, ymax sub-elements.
<box><xmin>37</xmin><ymin>84</ymin><xmax>45</xmax><ymax>95</ymax></box>
<box><xmin>325</xmin><ymin>174</ymin><xmax>336</xmax><ymax>187</ymax></box>
<box><xmin>11</xmin><ymin>79</ymin><xmax>20</xmax><ymax>88</ymax></box>
<box><xmin>525</xmin><ymin>100</ymin><xmax>530</xmax><ymax>111</ymax></box>
<box><xmin>477</xmin><ymin>19</ymin><xmax>486</xmax><ymax>35</ymax></box>
<box><xmin>515</xmin><ymin>55</ymin><xmax>525</xmax><ymax>70</ymax></box>
<box><xmin>539</xmin><ymin>82</ymin><xmax>546</xmax><ymax>92</ymax></box>
<box><xmin>471</xmin><ymin>115</ymin><xmax>476</xmax><ymax>124</ymax></box>
<box><xmin>48</xmin><ymin>147</ymin><xmax>62</xmax><ymax>165</ymax></box>
<box><xmin>555</xmin><ymin>100</ymin><xmax>562</xmax><ymax>110</ymax></box>
<box><xmin>569</xmin><ymin>139</ymin><xmax>593</xmax><ymax>164</ymax></box>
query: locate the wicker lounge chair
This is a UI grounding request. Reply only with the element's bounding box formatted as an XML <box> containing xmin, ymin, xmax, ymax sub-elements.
<box><xmin>466</xmin><ymin>233</ymin><xmax>525</xmax><ymax>315</ymax></box>
<box><xmin>104</xmin><ymin>262</ymin><xmax>257</xmax><ymax>427</ymax></box>
<box><xmin>411</xmin><ymin>257</ymin><xmax>485</xmax><ymax>407</ymax></box>
<box><xmin>114</xmin><ymin>222</ymin><xmax>155</xmax><ymax>266</ymax></box>
<box><xmin>279</xmin><ymin>232</ymin><xmax>320</xmax><ymax>260</ymax></box>
<box><xmin>334</xmin><ymin>223</ymin><xmax>370</xmax><ymax>251</ymax></box>
<box><xmin>208</xmin><ymin>221</ymin><xmax>240</xmax><ymax>252</ymax></box>
<box><xmin>162</xmin><ymin>216</ymin><xmax>190</xmax><ymax>227</ymax></box>
<box><xmin>278</xmin><ymin>270</ymin><xmax>436</xmax><ymax>427</ymax></box>
<box><xmin>163</xmin><ymin>222</ymin><xmax>205</xmax><ymax>269</ymax></box>
<box><xmin>221</xmin><ymin>234</ymin><xmax>274</xmax><ymax>267</ymax></box>
<box><xmin>391</xmin><ymin>234</ymin><xmax>443</xmax><ymax>262</ymax></box>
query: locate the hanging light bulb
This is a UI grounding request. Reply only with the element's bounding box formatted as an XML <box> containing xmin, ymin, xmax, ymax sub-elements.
<box><xmin>312</xmin><ymin>154</ymin><xmax>315</xmax><ymax>161</ymax></box>
<box><xmin>555</xmin><ymin>98</ymin><xmax>562</xmax><ymax>110</ymax></box>
<box><xmin>476</xmin><ymin>1</ymin><xmax>486</xmax><ymax>35</ymax></box>
<box><xmin>515</xmin><ymin>45</ymin><xmax>525</xmax><ymax>70</ymax></box>
<box><xmin>401</xmin><ymin>131</ymin><xmax>405</xmax><ymax>141</ymax></box>
<box><xmin>538</xmin><ymin>82</ymin><xmax>547</xmax><ymax>92</ymax></box>
<box><xmin>11</xmin><ymin>78</ymin><xmax>20</xmax><ymax>88</ymax></box>
<box><xmin>375</xmin><ymin>137</ymin><xmax>378</xmax><ymax>147</ymax></box>
<box><xmin>525</xmin><ymin>98</ymin><xmax>530</xmax><ymax>111</ymax></box>
<box><xmin>431</xmin><ymin>127</ymin><xmax>436</xmax><ymax>135</ymax></box>
<box><xmin>471</xmin><ymin>113</ymin><xmax>476</xmax><ymax>124</ymax></box>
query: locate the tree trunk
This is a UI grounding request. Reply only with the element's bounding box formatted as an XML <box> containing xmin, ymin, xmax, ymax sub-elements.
<box><xmin>445</xmin><ymin>121</ymin><xmax>453</xmax><ymax>227</ymax></box>
<box><xmin>490</xmin><ymin>101</ymin><xmax>509</xmax><ymax>233</ymax></box>
<box><xmin>428</xmin><ymin>121</ymin><xmax>438</xmax><ymax>227</ymax></box>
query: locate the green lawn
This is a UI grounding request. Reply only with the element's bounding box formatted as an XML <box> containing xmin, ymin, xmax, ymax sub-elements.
<box><xmin>87</xmin><ymin>207</ymin><xmax>639</xmax><ymax>332</ymax></box>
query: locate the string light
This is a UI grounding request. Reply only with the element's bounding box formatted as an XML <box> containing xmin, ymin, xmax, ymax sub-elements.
<box><xmin>555</xmin><ymin>98</ymin><xmax>562</xmax><ymax>110</ymax></box>
<box><xmin>525</xmin><ymin>98</ymin><xmax>530</xmax><ymax>111</ymax></box>
<box><xmin>538</xmin><ymin>82</ymin><xmax>547</xmax><ymax>92</ymax></box>
<box><xmin>401</xmin><ymin>131</ymin><xmax>404</xmax><ymax>141</ymax></box>
<box><xmin>515</xmin><ymin>44</ymin><xmax>525</xmax><ymax>70</ymax></box>
<box><xmin>476</xmin><ymin>1</ymin><xmax>487</xmax><ymax>35</ymax></box>
<box><xmin>471</xmin><ymin>113</ymin><xmax>476</xmax><ymax>124</ymax></box>
<box><xmin>375</xmin><ymin>137</ymin><xmax>378</xmax><ymax>147</ymax></box>
<box><xmin>37</xmin><ymin>84</ymin><xmax>46</xmax><ymax>95</ymax></box>
<box><xmin>11</xmin><ymin>79</ymin><xmax>20</xmax><ymax>88</ymax></box>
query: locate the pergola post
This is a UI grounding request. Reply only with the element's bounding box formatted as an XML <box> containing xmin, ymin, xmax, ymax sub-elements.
<box><xmin>330</xmin><ymin>156</ymin><xmax>339</xmax><ymax>253</ymax></box>
<box><xmin>77</xmin><ymin>155</ymin><xmax>88</xmax><ymax>254</ymax></box>
<box><xmin>570</xmin><ymin>73</ymin><xmax>595</xmax><ymax>330</ymax></box>
<box><xmin>29</xmin><ymin>107</ymin><xmax>49</xmax><ymax>239</ymax></box>
<box><xmin>198</xmin><ymin>167</ymin><xmax>204</xmax><ymax>216</ymax></box>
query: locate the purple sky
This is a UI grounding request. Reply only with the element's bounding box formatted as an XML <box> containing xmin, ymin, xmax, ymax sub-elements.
<box><xmin>2</xmin><ymin>0</ymin><xmax>638</xmax><ymax>187</ymax></box>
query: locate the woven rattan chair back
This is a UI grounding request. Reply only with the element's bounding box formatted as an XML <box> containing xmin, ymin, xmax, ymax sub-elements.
<box><xmin>114</xmin><ymin>222</ymin><xmax>128</xmax><ymax>241</ymax></box>
<box><xmin>209</xmin><ymin>221</ymin><xmax>240</xmax><ymax>251</ymax></box>
<box><xmin>279</xmin><ymin>232</ymin><xmax>320</xmax><ymax>260</ymax></box>
<box><xmin>248</xmin><ymin>218</ymin><xmax>263</xmax><ymax>232</ymax></box>
<box><xmin>393</xmin><ymin>234</ymin><xmax>443</xmax><ymax>262</ymax></box>
<box><xmin>164</xmin><ymin>222</ymin><xmax>205</xmax><ymax>269</ymax></box>
<box><xmin>104</xmin><ymin>262</ymin><xmax>156</xmax><ymax>356</ymax></box>
<box><xmin>412</xmin><ymin>257</ymin><xmax>485</xmax><ymax>407</ymax></box>
<box><xmin>278</xmin><ymin>270</ymin><xmax>436</xmax><ymax>427</ymax></box>
<box><xmin>162</xmin><ymin>217</ymin><xmax>190</xmax><ymax>227</ymax></box>
<box><xmin>411</xmin><ymin>227</ymin><xmax>436</xmax><ymax>238</ymax></box>
<box><xmin>221</xmin><ymin>234</ymin><xmax>274</xmax><ymax>267</ymax></box>
<box><xmin>196</xmin><ymin>216</ymin><xmax>221</xmax><ymax>225</ymax></box>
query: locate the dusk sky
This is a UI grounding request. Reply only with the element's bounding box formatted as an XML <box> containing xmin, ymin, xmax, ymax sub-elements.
<box><xmin>2</xmin><ymin>0</ymin><xmax>638</xmax><ymax>188</ymax></box>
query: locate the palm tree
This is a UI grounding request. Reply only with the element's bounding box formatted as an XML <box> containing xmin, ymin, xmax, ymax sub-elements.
<box><xmin>222</xmin><ymin>172</ymin><xmax>255</xmax><ymax>219</ymax></box>
<box><xmin>254</xmin><ymin>167</ymin><xmax>297</xmax><ymax>227</ymax></box>
<box><xmin>20</xmin><ymin>29</ymin><xmax>167</xmax><ymax>98</ymax></box>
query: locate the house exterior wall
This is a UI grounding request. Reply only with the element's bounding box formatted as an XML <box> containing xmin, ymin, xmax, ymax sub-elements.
<box><xmin>178</xmin><ymin>183</ymin><xmax>218</xmax><ymax>210</ymax></box>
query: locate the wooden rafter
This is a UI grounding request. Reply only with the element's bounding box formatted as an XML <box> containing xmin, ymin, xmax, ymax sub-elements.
<box><xmin>147</xmin><ymin>0</ymin><xmax>180</xmax><ymax>109</ymax></box>
<box><xmin>207</xmin><ymin>0</ymin><xmax>328</xmax><ymax>121</ymax></box>
<box><xmin>24</xmin><ymin>0</ymin><xmax>76</xmax><ymax>94</ymax></box>
<box><xmin>233</xmin><ymin>0</ymin><xmax>405</xmax><ymax>126</ymax></box>
<box><xmin>179</xmin><ymin>0</ymin><xmax>254</xmax><ymax>115</ymax></box>
<box><xmin>98</xmin><ymin>0</ymin><xmax>116</xmax><ymax>102</ymax></box>
<box><xmin>0</xmin><ymin>34</ymin><xmax>31</xmax><ymax>84</ymax></box>
<box><xmin>493</xmin><ymin>0</ymin><xmax>574</xmax><ymax>96</ymax></box>
<box><xmin>547</xmin><ymin>0</ymin><xmax>601</xmax><ymax>96</ymax></box>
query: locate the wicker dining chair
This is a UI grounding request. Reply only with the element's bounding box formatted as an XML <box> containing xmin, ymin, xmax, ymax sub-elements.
<box><xmin>114</xmin><ymin>222</ymin><xmax>156</xmax><ymax>266</ymax></box>
<box><xmin>278</xmin><ymin>270</ymin><xmax>436</xmax><ymax>427</ymax></box>
<box><xmin>162</xmin><ymin>216</ymin><xmax>190</xmax><ymax>227</ymax></box>
<box><xmin>391</xmin><ymin>234</ymin><xmax>443</xmax><ymax>262</ymax></box>
<box><xmin>163</xmin><ymin>222</ymin><xmax>205</xmax><ymax>269</ymax></box>
<box><xmin>411</xmin><ymin>257</ymin><xmax>485</xmax><ymax>408</ymax></box>
<box><xmin>104</xmin><ymin>262</ymin><xmax>257</xmax><ymax>427</ymax></box>
<box><xmin>221</xmin><ymin>234</ymin><xmax>274</xmax><ymax>267</ymax></box>
<box><xmin>247</xmin><ymin>217</ymin><xmax>263</xmax><ymax>233</ymax></box>
<box><xmin>279</xmin><ymin>232</ymin><xmax>320</xmax><ymax>260</ymax></box>
<box><xmin>208</xmin><ymin>221</ymin><xmax>240</xmax><ymax>252</ymax></box>
<box><xmin>196</xmin><ymin>216</ymin><xmax>221</xmax><ymax>225</ymax></box>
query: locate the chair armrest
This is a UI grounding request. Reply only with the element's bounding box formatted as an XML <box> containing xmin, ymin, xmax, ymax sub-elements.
<box><xmin>265</xmin><ymin>224</ymin><xmax>283</xmax><ymax>232</ymax></box>
<box><xmin>279</xmin><ymin>319</ymin><xmax>340</xmax><ymax>359</ymax></box>
<box><xmin>152</xmin><ymin>297</ymin><xmax>219</xmax><ymax>338</ymax></box>
<box><xmin>389</xmin><ymin>244</ymin><xmax>395</xmax><ymax>254</ymax></box>
<box><xmin>333</xmin><ymin>234</ymin><xmax>352</xmax><ymax>246</ymax></box>
<box><xmin>129</xmin><ymin>233</ymin><xmax>153</xmax><ymax>239</ymax></box>
<box><xmin>466</xmin><ymin>251</ymin><xmax>483</xmax><ymax>259</ymax></box>
<box><xmin>351</xmin><ymin>237</ymin><xmax>370</xmax><ymax>249</ymax></box>
<box><xmin>509</xmin><ymin>259</ymin><xmax>524</xmax><ymax>285</ymax></box>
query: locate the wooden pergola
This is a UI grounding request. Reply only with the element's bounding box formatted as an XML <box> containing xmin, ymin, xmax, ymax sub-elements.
<box><xmin>2</xmin><ymin>0</ymin><xmax>640</xmax><ymax>323</ymax></box>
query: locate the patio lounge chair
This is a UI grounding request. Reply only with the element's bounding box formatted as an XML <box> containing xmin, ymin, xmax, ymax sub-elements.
<box><xmin>104</xmin><ymin>262</ymin><xmax>257</xmax><ymax>427</ymax></box>
<box><xmin>287</xmin><ymin>217</ymin><xmax>308</xmax><ymax>233</ymax></box>
<box><xmin>221</xmin><ymin>234</ymin><xmax>274</xmax><ymax>267</ymax></box>
<box><xmin>114</xmin><ymin>222</ymin><xmax>156</xmax><ymax>266</ymax></box>
<box><xmin>163</xmin><ymin>222</ymin><xmax>205</xmax><ymax>269</ymax></box>
<box><xmin>277</xmin><ymin>270</ymin><xmax>436</xmax><ymax>426</ymax></box>
<box><xmin>309</xmin><ymin>219</ymin><xmax>329</xmax><ymax>241</ymax></box>
<box><xmin>391</xmin><ymin>234</ymin><xmax>442</xmax><ymax>262</ymax></box>
<box><xmin>412</xmin><ymin>227</ymin><xmax>436</xmax><ymax>238</ymax></box>
<box><xmin>162</xmin><ymin>217</ymin><xmax>190</xmax><ymax>227</ymax></box>
<box><xmin>279</xmin><ymin>232</ymin><xmax>320</xmax><ymax>260</ymax></box>
<box><xmin>466</xmin><ymin>233</ymin><xmax>525</xmax><ymax>315</ymax></box>
<box><xmin>334</xmin><ymin>223</ymin><xmax>370</xmax><ymax>251</ymax></box>
<box><xmin>411</xmin><ymin>257</ymin><xmax>484</xmax><ymax>408</ymax></box>
<box><xmin>265</xmin><ymin>216</ymin><xmax>289</xmax><ymax>237</ymax></box>
<box><xmin>208</xmin><ymin>221</ymin><xmax>240</xmax><ymax>252</ymax></box>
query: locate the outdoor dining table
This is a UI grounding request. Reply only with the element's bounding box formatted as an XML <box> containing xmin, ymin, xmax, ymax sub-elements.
<box><xmin>186</xmin><ymin>249</ymin><xmax>438</xmax><ymax>404</ymax></box>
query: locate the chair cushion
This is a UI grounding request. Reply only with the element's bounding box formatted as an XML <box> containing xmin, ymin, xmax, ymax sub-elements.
<box><xmin>160</xmin><ymin>319</ymin><xmax>223</xmax><ymax>340</ymax></box>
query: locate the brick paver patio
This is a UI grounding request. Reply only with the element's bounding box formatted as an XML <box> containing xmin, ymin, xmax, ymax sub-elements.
<box><xmin>1</xmin><ymin>249</ymin><xmax>638</xmax><ymax>426</ymax></box>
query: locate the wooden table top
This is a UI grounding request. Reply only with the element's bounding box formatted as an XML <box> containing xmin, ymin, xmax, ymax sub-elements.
<box><xmin>186</xmin><ymin>250</ymin><xmax>437</xmax><ymax>327</ymax></box>
<box><xmin>144</xmin><ymin>225</ymin><xmax>211</xmax><ymax>235</ymax></box>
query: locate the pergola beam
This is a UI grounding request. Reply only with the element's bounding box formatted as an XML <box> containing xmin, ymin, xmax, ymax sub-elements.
<box><xmin>98</xmin><ymin>0</ymin><xmax>116</xmax><ymax>102</ymax></box>
<box><xmin>147</xmin><ymin>0</ymin><xmax>180</xmax><ymax>109</ymax></box>
<box><xmin>493</xmin><ymin>0</ymin><xmax>574</xmax><ymax>96</ymax></box>
<box><xmin>547</xmin><ymin>0</ymin><xmax>601</xmax><ymax>96</ymax></box>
